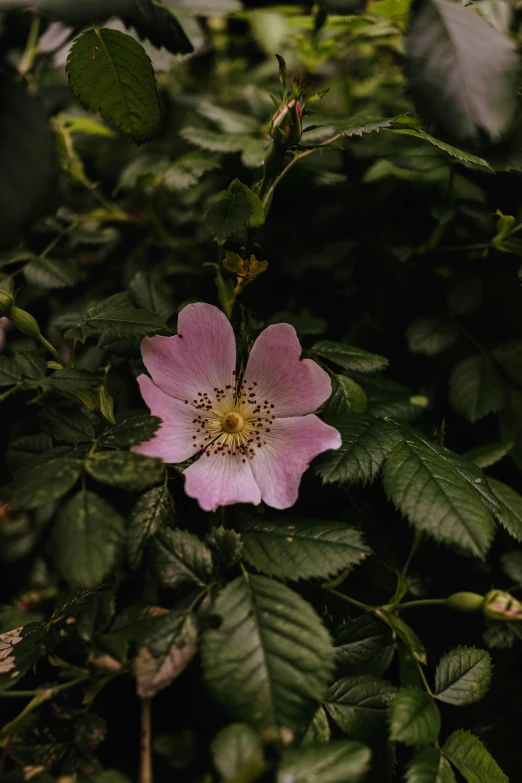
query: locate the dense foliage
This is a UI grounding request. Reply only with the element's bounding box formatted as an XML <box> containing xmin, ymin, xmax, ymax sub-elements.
<box><xmin>1</xmin><ymin>1</ymin><xmax>522</xmax><ymax>781</ymax></box>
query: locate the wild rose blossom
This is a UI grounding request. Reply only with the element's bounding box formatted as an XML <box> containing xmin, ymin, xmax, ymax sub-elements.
<box><xmin>133</xmin><ymin>303</ymin><xmax>341</xmax><ymax>511</ymax></box>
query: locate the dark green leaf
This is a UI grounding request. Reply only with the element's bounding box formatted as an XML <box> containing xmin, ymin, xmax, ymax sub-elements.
<box><xmin>85</xmin><ymin>451</ymin><xmax>164</xmax><ymax>491</ymax></box>
<box><xmin>201</xmin><ymin>574</ymin><xmax>334</xmax><ymax>735</ymax></box>
<box><xmin>211</xmin><ymin>723</ymin><xmax>264</xmax><ymax>782</ymax></box>
<box><xmin>6</xmin><ymin>433</ymin><xmax>54</xmax><ymax>472</ymax></box>
<box><xmin>324</xmin><ymin>375</ymin><xmax>368</xmax><ymax>416</ymax></box>
<box><xmin>381</xmin><ymin>613</ymin><xmax>426</xmax><ymax>664</ymax></box>
<box><xmin>101</xmin><ymin>415</ymin><xmax>161</xmax><ymax>448</ymax></box>
<box><xmin>406</xmin><ymin>317</ymin><xmax>458</xmax><ymax>356</ymax></box>
<box><xmin>493</xmin><ymin>339</ymin><xmax>522</xmax><ymax>384</ymax></box>
<box><xmin>0</xmin><ymin>356</ymin><xmax>22</xmax><ymax>386</ymax></box>
<box><xmin>489</xmin><ymin>478</ymin><xmax>522</xmax><ymax>541</ymax></box>
<box><xmin>406</xmin><ymin>747</ymin><xmax>457</xmax><ymax>783</ymax></box>
<box><xmin>323</xmin><ymin>675</ymin><xmax>396</xmax><ymax>740</ymax></box>
<box><xmin>154</xmin><ymin>528</ymin><xmax>214</xmax><ymax>589</ymax></box>
<box><xmin>359</xmin><ymin>374</ymin><xmax>427</xmax><ymax>421</ymax></box>
<box><xmin>53</xmin><ymin>490</ymin><xmax>124</xmax><ymax>587</ymax></box>
<box><xmin>239</xmin><ymin>516</ymin><xmax>370</xmax><ymax>581</ymax></box>
<box><xmin>45</xmin><ymin>368</ymin><xmax>100</xmax><ymax>393</ymax></box>
<box><xmin>181</xmin><ymin>126</ymin><xmax>253</xmax><ymax>154</ymax></box>
<box><xmin>24</xmin><ymin>257</ymin><xmax>81</xmax><ymax>289</ymax></box>
<box><xmin>449</xmin><ymin>356</ymin><xmax>504</xmax><ymax>422</ymax></box>
<box><xmin>128</xmin><ymin>484</ymin><xmax>175</xmax><ymax>569</ymax></box>
<box><xmin>76</xmin><ymin>591</ymin><xmax>116</xmax><ymax>643</ymax></box>
<box><xmin>4</xmin><ymin>457</ymin><xmax>82</xmax><ymax>510</ymax></box>
<box><xmin>334</xmin><ymin>615</ymin><xmax>395</xmax><ymax>676</ymax></box>
<box><xmin>14</xmin><ymin>351</ymin><xmax>47</xmax><ymax>380</ymax></box>
<box><xmin>123</xmin><ymin>0</ymin><xmax>193</xmax><ymax>55</ymax></box>
<box><xmin>130</xmin><ymin>271</ymin><xmax>174</xmax><ymax>321</ymax></box>
<box><xmin>134</xmin><ymin>610</ymin><xmax>198</xmax><ymax>698</ymax></box>
<box><xmin>311</xmin><ymin>341</ymin><xmax>389</xmax><ymax>373</ymax></box>
<box><xmin>405</xmin><ymin>0</ymin><xmax>517</xmax><ymax>142</ymax></box>
<box><xmin>66</xmin><ymin>28</ymin><xmax>162</xmax><ymax>143</ymax></box>
<box><xmin>442</xmin><ymin>730</ymin><xmax>509</xmax><ymax>783</ymax></box>
<box><xmin>89</xmin><ymin>307</ymin><xmax>168</xmax><ymax>337</ymax></box>
<box><xmin>389</xmin><ymin>687</ymin><xmax>440</xmax><ymax>745</ymax></box>
<box><xmin>464</xmin><ymin>441</ymin><xmax>512</xmax><ymax>469</ymax></box>
<box><xmin>316</xmin><ymin>414</ymin><xmax>402</xmax><ymax>486</ymax></box>
<box><xmin>205</xmin><ymin>526</ymin><xmax>244</xmax><ymax>571</ymax></box>
<box><xmin>0</xmin><ymin>623</ymin><xmax>45</xmax><ymax>690</ymax></box>
<box><xmin>206</xmin><ymin>178</ymin><xmax>265</xmax><ymax>241</ymax></box>
<box><xmin>277</xmin><ymin>740</ymin><xmax>371</xmax><ymax>783</ymax></box>
<box><xmin>40</xmin><ymin>404</ymin><xmax>96</xmax><ymax>443</ymax></box>
<box><xmin>434</xmin><ymin>646</ymin><xmax>492</xmax><ymax>706</ymax></box>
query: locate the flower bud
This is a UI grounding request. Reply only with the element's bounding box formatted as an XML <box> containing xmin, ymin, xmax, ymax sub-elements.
<box><xmin>446</xmin><ymin>592</ymin><xmax>484</xmax><ymax>613</ymax></box>
<box><xmin>270</xmin><ymin>98</ymin><xmax>302</xmax><ymax>148</ymax></box>
<box><xmin>9</xmin><ymin>306</ymin><xmax>43</xmax><ymax>340</ymax></box>
<box><xmin>0</xmin><ymin>289</ymin><xmax>14</xmax><ymax>316</ymax></box>
<box><xmin>483</xmin><ymin>589</ymin><xmax>522</xmax><ymax>622</ymax></box>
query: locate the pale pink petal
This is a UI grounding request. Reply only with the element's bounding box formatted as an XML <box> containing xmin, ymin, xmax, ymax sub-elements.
<box><xmin>132</xmin><ymin>375</ymin><xmax>201</xmax><ymax>463</ymax></box>
<box><xmin>141</xmin><ymin>303</ymin><xmax>236</xmax><ymax>403</ymax></box>
<box><xmin>244</xmin><ymin>324</ymin><xmax>331</xmax><ymax>417</ymax></box>
<box><xmin>249</xmin><ymin>415</ymin><xmax>341</xmax><ymax>509</ymax></box>
<box><xmin>184</xmin><ymin>451</ymin><xmax>261</xmax><ymax>512</ymax></box>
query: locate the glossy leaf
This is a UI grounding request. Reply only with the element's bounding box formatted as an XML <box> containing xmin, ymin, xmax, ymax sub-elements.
<box><xmin>442</xmin><ymin>730</ymin><xmax>509</xmax><ymax>783</ymax></box>
<box><xmin>128</xmin><ymin>484</ymin><xmax>175</xmax><ymax>569</ymax></box>
<box><xmin>434</xmin><ymin>646</ymin><xmax>492</xmax><ymax>705</ymax></box>
<box><xmin>154</xmin><ymin>529</ymin><xmax>214</xmax><ymax>589</ymax></box>
<box><xmin>311</xmin><ymin>341</ymin><xmax>389</xmax><ymax>373</ymax></box>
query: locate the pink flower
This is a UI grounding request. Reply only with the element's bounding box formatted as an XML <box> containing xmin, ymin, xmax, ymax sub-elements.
<box><xmin>133</xmin><ymin>303</ymin><xmax>341</xmax><ymax>511</ymax></box>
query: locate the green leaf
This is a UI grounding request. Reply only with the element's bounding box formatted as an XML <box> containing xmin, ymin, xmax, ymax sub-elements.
<box><xmin>434</xmin><ymin>646</ymin><xmax>492</xmax><ymax>706</ymax></box>
<box><xmin>88</xmin><ymin>307</ymin><xmax>168</xmax><ymax>337</ymax></box>
<box><xmin>206</xmin><ymin>178</ymin><xmax>265</xmax><ymax>241</ymax></box>
<box><xmin>6</xmin><ymin>433</ymin><xmax>54</xmax><ymax>472</ymax></box>
<box><xmin>3</xmin><ymin>0</ymin><xmax>133</xmax><ymax>24</ymax></box>
<box><xmin>493</xmin><ymin>339</ymin><xmax>522</xmax><ymax>384</ymax></box>
<box><xmin>359</xmin><ymin>374</ymin><xmax>427</xmax><ymax>421</ymax></box>
<box><xmin>302</xmin><ymin>707</ymin><xmax>331</xmax><ymax>746</ymax></box>
<box><xmin>405</xmin><ymin>0</ymin><xmax>517</xmax><ymax>142</ymax></box>
<box><xmin>381</xmin><ymin>612</ymin><xmax>426</xmax><ymax>664</ymax></box>
<box><xmin>154</xmin><ymin>529</ymin><xmax>214</xmax><ymax>589</ymax></box>
<box><xmin>65</xmin><ymin>291</ymin><xmax>134</xmax><ymax>342</ymax></box>
<box><xmin>442</xmin><ymin>730</ymin><xmax>509</xmax><ymax>783</ymax></box>
<box><xmin>134</xmin><ymin>610</ymin><xmax>198</xmax><ymax>698</ymax></box>
<box><xmin>333</xmin><ymin>615</ymin><xmax>395</xmax><ymax>677</ymax></box>
<box><xmin>0</xmin><ymin>623</ymin><xmax>45</xmax><ymax>690</ymax></box>
<box><xmin>163</xmin><ymin>153</ymin><xmax>220</xmax><ymax>192</ymax></box>
<box><xmin>201</xmin><ymin>573</ymin><xmax>334</xmax><ymax>736</ymax></box>
<box><xmin>406</xmin><ymin>747</ymin><xmax>457</xmax><ymax>783</ymax></box>
<box><xmin>128</xmin><ymin>484</ymin><xmax>175</xmax><ymax>569</ymax></box>
<box><xmin>449</xmin><ymin>356</ymin><xmax>504</xmax><ymax>423</ymax></box>
<box><xmin>4</xmin><ymin>457</ymin><xmax>82</xmax><ymax>510</ymax></box>
<box><xmin>0</xmin><ymin>77</ymin><xmax>57</xmax><ymax>249</ymax></box>
<box><xmin>383</xmin><ymin>438</ymin><xmax>496</xmax><ymax>558</ymax></box>
<box><xmin>44</xmin><ymin>368</ymin><xmax>100</xmax><ymax>393</ymax></box>
<box><xmin>406</xmin><ymin>317</ymin><xmax>458</xmax><ymax>356</ymax></box>
<box><xmin>391</xmin><ymin>126</ymin><xmax>493</xmax><ymax>169</ymax></box>
<box><xmin>85</xmin><ymin>451</ymin><xmax>164</xmax><ymax>491</ymax></box>
<box><xmin>100</xmin><ymin>415</ymin><xmax>161</xmax><ymax>448</ymax></box>
<box><xmin>239</xmin><ymin>517</ymin><xmax>369</xmax><ymax>582</ymax></box>
<box><xmin>464</xmin><ymin>441</ymin><xmax>512</xmax><ymax>469</ymax></box>
<box><xmin>389</xmin><ymin>687</ymin><xmax>440</xmax><ymax>745</ymax></box>
<box><xmin>277</xmin><ymin>740</ymin><xmax>371</xmax><ymax>783</ymax></box>
<box><xmin>53</xmin><ymin>490</ymin><xmax>124</xmax><ymax>587</ymax></box>
<box><xmin>211</xmin><ymin>724</ymin><xmax>265</xmax><ymax>782</ymax></box>
<box><xmin>14</xmin><ymin>351</ymin><xmax>47</xmax><ymax>380</ymax></box>
<box><xmin>24</xmin><ymin>257</ymin><xmax>81</xmax><ymax>289</ymax></box>
<box><xmin>66</xmin><ymin>28</ymin><xmax>161</xmax><ymax>143</ymax></box>
<box><xmin>489</xmin><ymin>478</ymin><xmax>522</xmax><ymax>541</ymax></box>
<box><xmin>0</xmin><ymin>356</ymin><xmax>22</xmax><ymax>386</ymax></box>
<box><xmin>311</xmin><ymin>341</ymin><xmax>389</xmax><ymax>373</ymax></box>
<box><xmin>205</xmin><ymin>526</ymin><xmax>244</xmax><ymax>572</ymax></box>
<box><xmin>180</xmin><ymin>126</ymin><xmax>252</xmax><ymax>154</ymax></box>
<box><xmin>316</xmin><ymin>414</ymin><xmax>402</xmax><ymax>486</ymax></box>
<box><xmin>324</xmin><ymin>375</ymin><xmax>368</xmax><ymax>416</ymax></box>
<box><xmin>323</xmin><ymin>675</ymin><xmax>396</xmax><ymax>740</ymax></box>
<box><xmin>129</xmin><ymin>271</ymin><xmax>174</xmax><ymax>321</ymax></box>
<box><xmin>40</xmin><ymin>403</ymin><xmax>96</xmax><ymax>443</ymax></box>
<box><xmin>124</xmin><ymin>1</ymin><xmax>193</xmax><ymax>55</ymax></box>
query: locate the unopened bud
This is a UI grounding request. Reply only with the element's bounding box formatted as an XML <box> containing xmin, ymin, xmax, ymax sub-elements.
<box><xmin>9</xmin><ymin>306</ymin><xmax>43</xmax><ymax>340</ymax></box>
<box><xmin>270</xmin><ymin>98</ymin><xmax>302</xmax><ymax>148</ymax></box>
<box><xmin>446</xmin><ymin>592</ymin><xmax>484</xmax><ymax>613</ymax></box>
<box><xmin>483</xmin><ymin>589</ymin><xmax>522</xmax><ymax>622</ymax></box>
<box><xmin>0</xmin><ymin>290</ymin><xmax>14</xmax><ymax>316</ymax></box>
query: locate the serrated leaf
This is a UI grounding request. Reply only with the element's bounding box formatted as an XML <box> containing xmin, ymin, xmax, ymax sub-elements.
<box><xmin>201</xmin><ymin>573</ymin><xmax>334</xmax><ymax>735</ymax></box>
<box><xmin>128</xmin><ymin>484</ymin><xmax>175</xmax><ymax>569</ymax></box>
<box><xmin>134</xmin><ymin>610</ymin><xmax>197</xmax><ymax>698</ymax></box>
<box><xmin>76</xmin><ymin>591</ymin><xmax>115</xmax><ymax>643</ymax></box>
<box><xmin>449</xmin><ymin>355</ymin><xmax>504</xmax><ymax>423</ymax></box>
<box><xmin>487</xmin><ymin>478</ymin><xmax>522</xmax><ymax>541</ymax></box>
<box><xmin>324</xmin><ymin>375</ymin><xmax>368</xmax><ymax>416</ymax></box>
<box><xmin>383</xmin><ymin>438</ymin><xmax>496</xmax><ymax>558</ymax></box>
<box><xmin>442</xmin><ymin>730</ymin><xmax>509</xmax><ymax>783</ymax></box>
<box><xmin>316</xmin><ymin>414</ymin><xmax>402</xmax><ymax>486</ymax></box>
<box><xmin>89</xmin><ymin>307</ymin><xmax>168</xmax><ymax>337</ymax></box>
<box><xmin>163</xmin><ymin>152</ymin><xmax>220</xmax><ymax>192</ymax></box>
<box><xmin>66</xmin><ymin>28</ymin><xmax>161</xmax><ymax>143</ymax></box>
<box><xmin>180</xmin><ymin>126</ymin><xmax>252</xmax><ymax>153</ymax></box>
<box><xmin>359</xmin><ymin>373</ymin><xmax>426</xmax><ymax>421</ymax></box>
<box><xmin>0</xmin><ymin>623</ymin><xmax>45</xmax><ymax>690</ymax></box>
<box><xmin>205</xmin><ymin>526</ymin><xmax>243</xmax><ymax>571</ymax></box>
<box><xmin>85</xmin><ymin>451</ymin><xmax>164</xmax><ymax>491</ymax></box>
<box><xmin>406</xmin><ymin>317</ymin><xmax>458</xmax><ymax>356</ymax></box>
<box><xmin>333</xmin><ymin>615</ymin><xmax>395</xmax><ymax>677</ymax></box>
<box><xmin>53</xmin><ymin>490</ymin><xmax>124</xmax><ymax>587</ymax></box>
<box><xmin>101</xmin><ymin>414</ymin><xmax>161</xmax><ymax>447</ymax></box>
<box><xmin>323</xmin><ymin>675</ymin><xmax>396</xmax><ymax>740</ymax></box>
<box><xmin>124</xmin><ymin>0</ymin><xmax>193</xmax><ymax>55</ymax></box>
<box><xmin>464</xmin><ymin>441</ymin><xmax>512</xmax><ymax>469</ymax></box>
<box><xmin>493</xmin><ymin>339</ymin><xmax>522</xmax><ymax>384</ymax></box>
<box><xmin>130</xmin><ymin>271</ymin><xmax>174</xmax><ymax>321</ymax></box>
<box><xmin>211</xmin><ymin>723</ymin><xmax>264</xmax><ymax>782</ymax></box>
<box><xmin>206</xmin><ymin>178</ymin><xmax>265</xmax><ymax>241</ymax></box>
<box><xmin>380</xmin><ymin>612</ymin><xmax>426</xmax><ymax>664</ymax></box>
<box><xmin>434</xmin><ymin>646</ymin><xmax>492</xmax><ymax>705</ymax></box>
<box><xmin>391</xmin><ymin>127</ymin><xmax>493</xmax><ymax>169</ymax></box>
<box><xmin>154</xmin><ymin>528</ymin><xmax>214</xmax><ymax>589</ymax></box>
<box><xmin>4</xmin><ymin>457</ymin><xmax>82</xmax><ymax>510</ymax></box>
<box><xmin>6</xmin><ymin>433</ymin><xmax>54</xmax><ymax>472</ymax></box>
<box><xmin>302</xmin><ymin>707</ymin><xmax>331</xmax><ymax>746</ymax></box>
<box><xmin>40</xmin><ymin>403</ymin><xmax>96</xmax><ymax>443</ymax></box>
<box><xmin>277</xmin><ymin>740</ymin><xmax>371</xmax><ymax>783</ymax></box>
<box><xmin>24</xmin><ymin>257</ymin><xmax>81</xmax><ymax>289</ymax></box>
<box><xmin>406</xmin><ymin>746</ymin><xmax>457</xmax><ymax>783</ymax></box>
<box><xmin>389</xmin><ymin>687</ymin><xmax>440</xmax><ymax>745</ymax></box>
<box><xmin>14</xmin><ymin>351</ymin><xmax>47</xmax><ymax>380</ymax></box>
<box><xmin>309</xmin><ymin>115</ymin><xmax>397</xmax><ymax>143</ymax></box>
<box><xmin>0</xmin><ymin>356</ymin><xmax>22</xmax><ymax>386</ymax></box>
<box><xmin>44</xmin><ymin>368</ymin><xmax>100</xmax><ymax>393</ymax></box>
<box><xmin>239</xmin><ymin>517</ymin><xmax>369</xmax><ymax>581</ymax></box>
<box><xmin>312</xmin><ymin>341</ymin><xmax>389</xmax><ymax>373</ymax></box>
<box><xmin>405</xmin><ymin>0</ymin><xmax>518</xmax><ymax>143</ymax></box>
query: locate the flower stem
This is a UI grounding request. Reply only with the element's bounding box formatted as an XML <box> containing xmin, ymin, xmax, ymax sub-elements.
<box><xmin>18</xmin><ymin>13</ymin><xmax>40</xmax><ymax>77</ymax></box>
<box><xmin>326</xmin><ymin>588</ymin><xmax>374</xmax><ymax>613</ymax></box>
<box><xmin>398</xmin><ymin>598</ymin><xmax>448</xmax><ymax>610</ymax></box>
<box><xmin>140</xmin><ymin>698</ymin><xmax>153</xmax><ymax>783</ymax></box>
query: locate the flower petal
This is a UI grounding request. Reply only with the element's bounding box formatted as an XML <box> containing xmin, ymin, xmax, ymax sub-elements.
<box><xmin>184</xmin><ymin>451</ymin><xmax>261</xmax><ymax>512</ymax></box>
<box><xmin>141</xmin><ymin>303</ymin><xmax>236</xmax><ymax>403</ymax></box>
<box><xmin>244</xmin><ymin>323</ymin><xmax>331</xmax><ymax>417</ymax></box>
<box><xmin>249</xmin><ymin>414</ymin><xmax>341</xmax><ymax>509</ymax></box>
<box><xmin>132</xmin><ymin>375</ymin><xmax>201</xmax><ymax>463</ymax></box>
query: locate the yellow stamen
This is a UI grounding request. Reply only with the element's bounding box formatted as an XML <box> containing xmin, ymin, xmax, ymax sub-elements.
<box><xmin>222</xmin><ymin>411</ymin><xmax>245</xmax><ymax>433</ymax></box>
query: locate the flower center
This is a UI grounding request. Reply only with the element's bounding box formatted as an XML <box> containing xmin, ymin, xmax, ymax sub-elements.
<box><xmin>221</xmin><ymin>411</ymin><xmax>245</xmax><ymax>433</ymax></box>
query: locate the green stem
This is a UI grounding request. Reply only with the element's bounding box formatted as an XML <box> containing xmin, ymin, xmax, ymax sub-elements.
<box><xmin>326</xmin><ymin>588</ymin><xmax>374</xmax><ymax>613</ymax></box>
<box><xmin>0</xmin><ymin>674</ymin><xmax>90</xmax><ymax>701</ymax></box>
<box><xmin>0</xmin><ymin>382</ymin><xmax>23</xmax><ymax>402</ymax></box>
<box><xmin>38</xmin><ymin>334</ymin><xmax>66</xmax><ymax>367</ymax></box>
<box><xmin>401</xmin><ymin>530</ymin><xmax>421</xmax><ymax>578</ymax></box>
<box><xmin>415</xmin><ymin>656</ymin><xmax>433</xmax><ymax>696</ymax></box>
<box><xmin>398</xmin><ymin>598</ymin><xmax>448</xmax><ymax>610</ymax></box>
<box><xmin>18</xmin><ymin>13</ymin><xmax>40</xmax><ymax>76</ymax></box>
